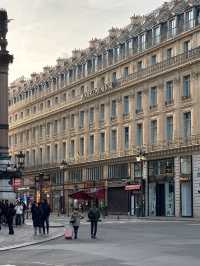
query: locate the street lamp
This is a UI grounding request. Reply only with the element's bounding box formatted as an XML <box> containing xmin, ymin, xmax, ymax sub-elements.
<box><xmin>16</xmin><ymin>151</ymin><xmax>25</xmax><ymax>170</ymax></box>
<box><xmin>135</xmin><ymin>146</ymin><xmax>146</xmax><ymax>217</ymax></box>
<box><xmin>60</xmin><ymin>160</ymin><xmax>68</xmax><ymax>214</ymax></box>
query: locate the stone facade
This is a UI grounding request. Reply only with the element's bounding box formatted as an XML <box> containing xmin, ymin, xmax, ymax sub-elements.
<box><xmin>8</xmin><ymin>0</ymin><xmax>200</xmax><ymax>216</ymax></box>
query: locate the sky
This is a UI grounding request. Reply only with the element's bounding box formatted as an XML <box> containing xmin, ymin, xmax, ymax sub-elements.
<box><xmin>1</xmin><ymin>0</ymin><xmax>164</xmax><ymax>83</ymax></box>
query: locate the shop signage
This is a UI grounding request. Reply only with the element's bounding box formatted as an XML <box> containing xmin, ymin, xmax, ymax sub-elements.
<box><xmin>125</xmin><ymin>184</ymin><xmax>141</xmax><ymax>191</ymax></box>
<box><xmin>180</xmin><ymin>176</ymin><xmax>191</xmax><ymax>182</ymax></box>
<box><xmin>11</xmin><ymin>178</ymin><xmax>21</xmax><ymax>188</ymax></box>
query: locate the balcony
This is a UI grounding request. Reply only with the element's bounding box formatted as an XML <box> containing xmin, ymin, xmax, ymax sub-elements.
<box><xmin>182</xmin><ymin>95</ymin><xmax>191</xmax><ymax>101</ymax></box>
<box><xmin>149</xmin><ymin>105</ymin><xmax>158</xmax><ymax>111</ymax></box>
<box><xmin>165</xmin><ymin>100</ymin><xmax>174</xmax><ymax>106</ymax></box>
<box><xmin>83</xmin><ymin>46</ymin><xmax>200</xmax><ymax>100</ymax></box>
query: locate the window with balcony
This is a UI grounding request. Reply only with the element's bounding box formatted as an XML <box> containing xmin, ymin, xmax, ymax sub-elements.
<box><xmin>111</xmin><ymin>129</ymin><xmax>117</xmax><ymax>151</ymax></box>
<box><xmin>32</xmin><ymin>150</ymin><xmax>36</xmax><ymax>166</ymax></box>
<box><xmin>62</xmin><ymin>117</ymin><xmax>66</xmax><ymax>132</ymax></box>
<box><xmin>97</xmin><ymin>55</ymin><xmax>103</xmax><ymax>70</ymax></box>
<box><xmin>136</xmin><ymin>91</ymin><xmax>142</xmax><ymax>113</ymax></box>
<box><xmin>150</xmin><ymin>120</ymin><xmax>157</xmax><ymax>144</ymax></box>
<box><xmin>70</xmin><ymin>140</ymin><xmax>75</xmax><ymax>158</ymax></box>
<box><xmin>39</xmin><ymin>125</ymin><xmax>43</xmax><ymax>138</ymax></box>
<box><xmin>185</xmin><ymin>9</ymin><xmax>194</xmax><ymax>30</ymax></box>
<box><xmin>153</xmin><ymin>26</ymin><xmax>160</xmax><ymax>45</ymax></box>
<box><xmin>71</xmin><ymin>89</ymin><xmax>75</xmax><ymax>98</ymax></box>
<box><xmin>20</xmin><ymin>132</ymin><xmax>23</xmax><ymax>144</ymax></box>
<box><xmin>177</xmin><ymin>13</ymin><xmax>184</xmax><ymax>33</ymax></box>
<box><xmin>80</xmin><ymin>137</ymin><xmax>84</xmax><ymax>156</ymax></box>
<box><xmin>100</xmin><ymin>132</ymin><xmax>105</xmax><ymax>153</ymax></box>
<box><xmin>89</xmin><ymin>107</ymin><xmax>94</xmax><ymax>125</ymax></box>
<box><xmin>112</xmin><ymin>72</ymin><xmax>117</xmax><ymax>87</ymax></box>
<box><xmin>137</xmin><ymin>60</ymin><xmax>143</xmax><ymax>71</ymax></box>
<box><xmin>124</xmin><ymin>66</ymin><xmax>129</xmax><ymax>78</ymax></box>
<box><xmin>123</xmin><ymin>95</ymin><xmax>129</xmax><ymax>115</ymax></box>
<box><xmin>182</xmin><ymin>75</ymin><xmax>190</xmax><ymax>98</ymax></box>
<box><xmin>40</xmin><ymin>103</ymin><xmax>43</xmax><ymax>111</ymax></box>
<box><xmin>183</xmin><ymin>111</ymin><xmax>191</xmax><ymax>138</ymax></box>
<box><xmin>150</xmin><ymin>55</ymin><xmax>157</xmax><ymax>65</ymax></box>
<box><xmin>89</xmin><ymin>135</ymin><xmax>94</xmax><ymax>155</ymax></box>
<box><xmin>165</xmin><ymin>81</ymin><xmax>173</xmax><ymax>104</ymax></box>
<box><xmin>108</xmin><ymin>49</ymin><xmax>114</xmax><ymax>65</ymax></box>
<box><xmin>100</xmin><ymin>104</ymin><xmax>105</xmax><ymax>121</ymax></box>
<box><xmin>132</xmin><ymin>36</ymin><xmax>138</xmax><ymax>53</ymax></box>
<box><xmin>33</xmin><ymin>106</ymin><xmax>37</xmax><ymax>114</ymax></box>
<box><xmin>136</xmin><ymin>123</ymin><xmax>143</xmax><ymax>146</ymax></box>
<box><xmin>166</xmin><ymin>116</ymin><xmax>173</xmax><ymax>142</ymax></box>
<box><xmin>139</xmin><ymin>34</ymin><xmax>146</xmax><ymax>51</ymax></box>
<box><xmin>149</xmin><ymin>86</ymin><xmax>157</xmax><ymax>108</ymax></box>
<box><xmin>146</xmin><ymin>29</ymin><xmax>153</xmax><ymax>48</ymax></box>
<box><xmin>111</xmin><ymin>100</ymin><xmax>117</xmax><ymax>118</ymax></box>
<box><xmin>79</xmin><ymin>111</ymin><xmax>84</xmax><ymax>128</ymax></box>
<box><xmin>54</xmin><ymin>144</ymin><xmax>58</xmax><ymax>162</ymax></box>
<box><xmin>120</xmin><ymin>43</ymin><xmax>126</xmax><ymax>59</ymax></box>
<box><xmin>54</xmin><ymin>120</ymin><xmax>58</xmax><ymax>135</ymax></box>
<box><xmin>62</xmin><ymin>142</ymin><xmax>66</xmax><ymax>160</ymax></box>
<box><xmin>47</xmin><ymin>145</ymin><xmax>50</xmax><ymax>163</ymax></box>
<box><xmin>168</xmin><ymin>18</ymin><xmax>176</xmax><ymax>38</ymax></box>
<box><xmin>80</xmin><ymin>86</ymin><xmax>84</xmax><ymax>95</ymax></box>
<box><xmin>183</xmin><ymin>40</ymin><xmax>191</xmax><ymax>53</ymax></box>
<box><xmin>124</xmin><ymin>127</ymin><xmax>129</xmax><ymax>150</ymax></box>
<box><xmin>47</xmin><ymin>122</ymin><xmax>51</xmax><ymax>137</ymax></box>
<box><xmin>55</xmin><ymin>97</ymin><xmax>58</xmax><ymax>105</ymax></box>
<box><xmin>47</xmin><ymin>100</ymin><xmax>51</xmax><ymax>108</ymax></box>
<box><xmin>71</xmin><ymin>114</ymin><xmax>75</xmax><ymax>129</ymax></box>
<box><xmin>39</xmin><ymin>148</ymin><xmax>43</xmax><ymax>165</ymax></box>
<box><xmin>166</xmin><ymin>48</ymin><xmax>173</xmax><ymax>60</ymax></box>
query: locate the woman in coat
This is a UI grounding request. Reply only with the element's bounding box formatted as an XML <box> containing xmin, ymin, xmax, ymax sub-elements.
<box><xmin>31</xmin><ymin>202</ymin><xmax>42</xmax><ymax>235</ymax></box>
<box><xmin>70</xmin><ymin>208</ymin><xmax>83</xmax><ymax>239</ymax></box>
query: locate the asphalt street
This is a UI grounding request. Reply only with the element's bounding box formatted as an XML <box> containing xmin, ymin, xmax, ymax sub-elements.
<box><xmin>0</xmin><ymin>220</ymin><xmax>200</xmax><ymax>266</ymax></box>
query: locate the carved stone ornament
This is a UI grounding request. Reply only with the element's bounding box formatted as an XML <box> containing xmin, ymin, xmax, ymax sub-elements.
<box><xmin>191</xmin><ymin>71</ymin><xmax>200</xmax><ymax>80</ymax></box>
<box><xmin>117</xmin><ymin>95</ymin><xmax>122</xmax><ymax>103</ymax></box>
<box><xmin>174</xmin><ymin>75</ymin><xmax>181</xmax><ymax>84</ymax></box>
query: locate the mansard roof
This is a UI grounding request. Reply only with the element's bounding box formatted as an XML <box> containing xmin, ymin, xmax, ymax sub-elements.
<box><xmin>10</xmin><ymin>0</ymin><xmax>199</xmax><ymax>98</ymax></box>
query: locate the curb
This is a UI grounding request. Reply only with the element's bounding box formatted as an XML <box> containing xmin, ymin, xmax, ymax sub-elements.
<box><xmin>0</xmin><ymin>232</ymin><xmax>64</xmax><ymax>252</ymax></box>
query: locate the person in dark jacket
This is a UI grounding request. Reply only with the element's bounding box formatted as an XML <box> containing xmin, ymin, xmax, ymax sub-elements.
<box><xmin>0</xmin><ymin>201</ymin><xmax>3</xmax><ymax>230</ymax></box>
<box><xmin>88</xmin><ymin>204</ymin><xmax>101</xmax><ymax>239</ymax></box>
<box><xmin>31</xmin><ymin>202</ymin><xmax>42</xmax><ymax>235</ymax></box>
<box><xmin>41</xmin><ymin>199</ymin><xmax>51</xmax><ymax>234</ymax></box>
<box><xmin>7</xmin><ymin>203</ymin><xmax>16</xmax><ymax>235</ymax></box>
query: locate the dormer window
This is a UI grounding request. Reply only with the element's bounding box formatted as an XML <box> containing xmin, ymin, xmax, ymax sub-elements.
<box><xmin>153</xmin><ymin>26</ymin><xmax>160</xmax><ymax>45</ymax></box>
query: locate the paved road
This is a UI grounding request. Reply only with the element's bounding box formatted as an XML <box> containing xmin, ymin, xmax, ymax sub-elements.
<box><xmin>0</xmin><ymin>220</ymin><xmax>200</xmax><ymax>266</ymax></box>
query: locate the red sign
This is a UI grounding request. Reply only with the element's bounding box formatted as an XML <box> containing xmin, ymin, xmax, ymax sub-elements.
<box><xmin>125</xmin><ymin>184</ymin><xmax>141</xmax><ymax>191</ymax></box>
<box><xmin>12</xmin><ymin>178</ymin><xmax>22</xmax><ymax>188</ymax></box>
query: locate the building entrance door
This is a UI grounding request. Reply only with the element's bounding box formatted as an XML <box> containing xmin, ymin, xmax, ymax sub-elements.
<box><xmin>156</xmin><ymin>184</ymin><xmax>165</xmax><ymax>216</ymax></box>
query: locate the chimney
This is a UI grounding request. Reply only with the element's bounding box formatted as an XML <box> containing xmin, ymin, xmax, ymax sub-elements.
<box><xmin>130</xmin><ymin>15</ymin><xmax>144</xmax><ymax>25</ymax></box>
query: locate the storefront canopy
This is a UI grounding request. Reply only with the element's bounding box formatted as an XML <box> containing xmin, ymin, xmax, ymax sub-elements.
<box><xmin>70</xmin><ymin>188</ymin><xmax>105</xmax><ymax>200</ymax></box>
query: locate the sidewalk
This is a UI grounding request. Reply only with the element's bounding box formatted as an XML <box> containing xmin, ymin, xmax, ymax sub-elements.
<box><xmin>0</xmin><ymin>222</ymin><xmax>64</xmax><ymax>251</ymax></box>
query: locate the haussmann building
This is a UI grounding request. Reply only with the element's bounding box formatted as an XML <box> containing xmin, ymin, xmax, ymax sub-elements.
<box><xmin>8</xmin><ymin>0</ymin><xmax>200</xmax><ymax>218</ymax></box>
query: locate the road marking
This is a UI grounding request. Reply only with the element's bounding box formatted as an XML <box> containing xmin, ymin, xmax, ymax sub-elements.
<box><xmin>187</xmin><ymin>223</ymin><xmax>200</xmax><ymax>226</ymax></box>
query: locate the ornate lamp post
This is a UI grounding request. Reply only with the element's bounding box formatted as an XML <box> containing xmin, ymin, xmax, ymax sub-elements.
<box><xmin>60</xmin><ymin>160</ymin><xmax>68</xmax><ymax>214</ymax></box>
<box><xmin>135</xmin><ymin>146</ymin><xmax>146</xmax><ymax>217</ymax></box>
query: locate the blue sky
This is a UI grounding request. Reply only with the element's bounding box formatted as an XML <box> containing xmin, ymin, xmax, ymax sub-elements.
<box><xmin>1</xmin><ymin>0</ymin><xmax>164</xmax><ymax>82</ymax></box>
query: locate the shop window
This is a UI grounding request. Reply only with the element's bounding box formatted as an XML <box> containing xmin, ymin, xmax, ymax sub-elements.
<box><xmin>180</xmin><ymin>156</ymin><xmax>191</xmax><ymax>175</ymax></box>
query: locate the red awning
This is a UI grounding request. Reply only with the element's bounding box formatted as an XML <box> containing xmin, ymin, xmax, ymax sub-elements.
<box><xmin>69</xmin><ymin>191</ymin><xmax>93</xmax><ymax>200</ymax></box>
<box><xmin>125</xmin><ymin>184</ymin><xmax>141</xmax><ymax>191</ymax></box>
<box><xmin>89</xmin><ymin>188</ymin><xmax>105</xmax><ymax>199</ymax></box>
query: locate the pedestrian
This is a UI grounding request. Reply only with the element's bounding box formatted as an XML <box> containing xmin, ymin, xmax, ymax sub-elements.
<box><xmin>21</xmin><ymin>201</ymin><xmax>27</xmax><ymax>224</ymax></box>
<box><xmin>0</xmin><ymin>201</ymin><xmax>3</xmax><ymax>230</ymax></box>
<box><xmin>41</xmin><ymin>199</ymin><xmax>51</xmax><ymax>235</ymax></box>
<box><xmin>31</xmin><ymin>202</ymin><xmax>42</xmax><ymax>235</ymax></box>
<box><xmin>15</xmin><ymin>201</ymin><xmax>23</xmax><ymax>226</ymax></box>
<box><xmin>70</xmin><ymin>208</ymin><xmax>83</xmax><ymax>239</ymax></box>
<box><xmin>7</xmin><ymin>203</ymin><xmax>16</xmax><ymax>235</ymax></box>
<box><xmin>88</xmin><ymin>203</ymin><xmax>101</xmax><ymax>239</ymax></box>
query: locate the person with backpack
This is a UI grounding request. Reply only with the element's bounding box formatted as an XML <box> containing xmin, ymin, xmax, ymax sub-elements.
<box><xmin>88</xmin><ymin>203</ymin><xmax>101</xmax><ymax>239</ymax></box>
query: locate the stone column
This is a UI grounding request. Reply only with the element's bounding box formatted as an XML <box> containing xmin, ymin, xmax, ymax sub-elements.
<box><xmin>192</xmin><ymin>154</ymin><xmax>200</xmax><ymax>218</ymax></box>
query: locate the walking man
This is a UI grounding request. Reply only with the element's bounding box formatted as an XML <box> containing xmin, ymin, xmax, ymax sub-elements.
<box><xmin>88</xmin><ymin>203</ymin><xmax>100</xmax><ymax>239</ymax></box>
<box><xmin>41</xmin><ymin>199</ymin><xmax>51</xmax><ymax>234</ymax></box>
